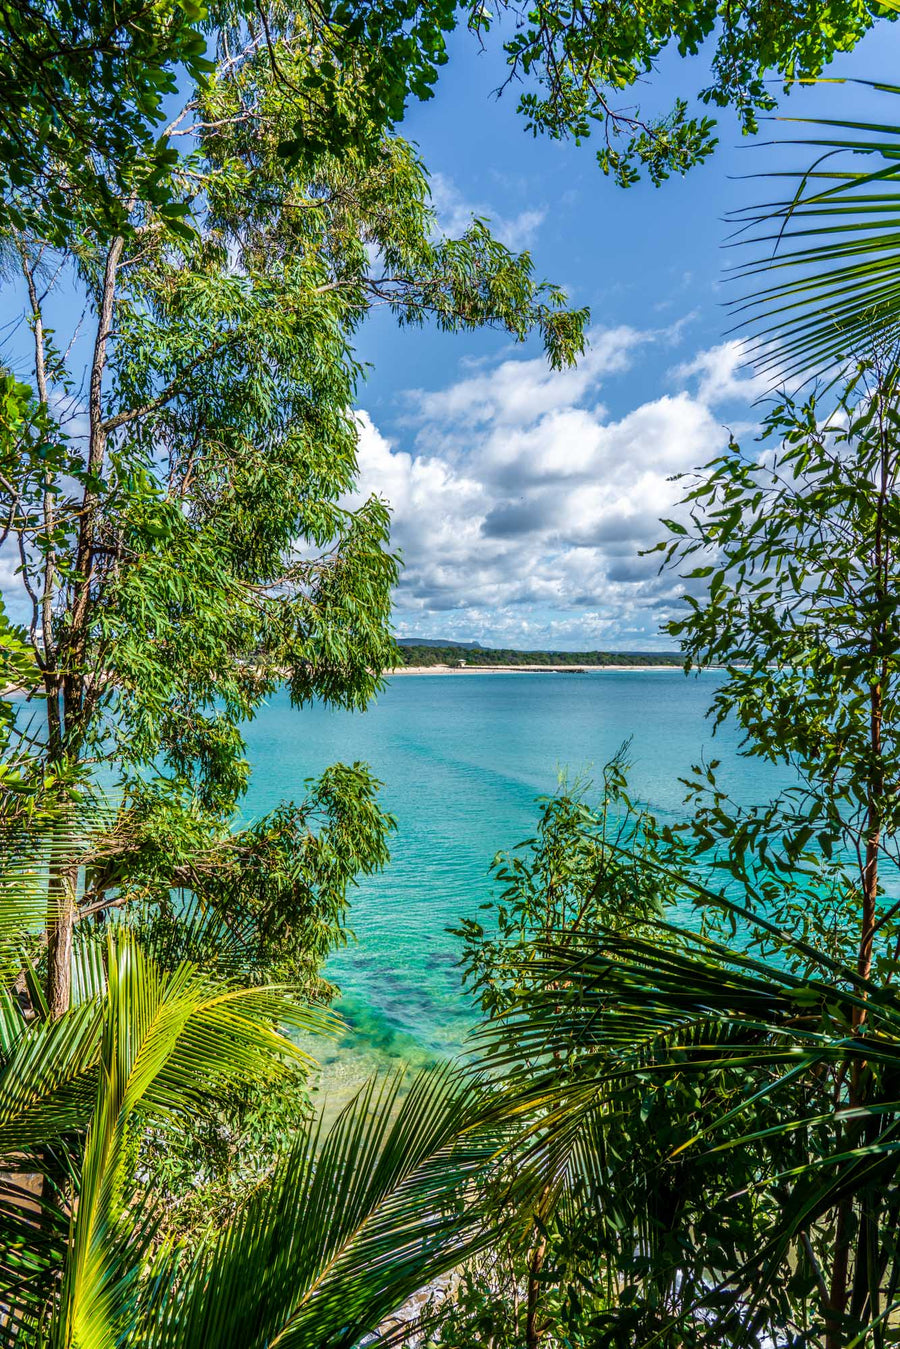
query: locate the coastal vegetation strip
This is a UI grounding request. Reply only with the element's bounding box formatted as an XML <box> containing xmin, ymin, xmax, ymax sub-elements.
<box><xmin>395</xmin><ymin>644</ymin><xmax>685</xmax><ymax>669</ymax></box>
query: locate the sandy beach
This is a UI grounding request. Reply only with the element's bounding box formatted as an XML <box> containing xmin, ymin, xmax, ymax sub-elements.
<box><xmin>389</xmin><ymin>663</ymin><xmax>683</xmax><ymax>675</ymax></box>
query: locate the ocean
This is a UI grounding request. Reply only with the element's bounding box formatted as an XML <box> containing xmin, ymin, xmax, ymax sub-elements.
<box><xmin>241</xmin><ymin>670</ymin><xmax>784</xmax><ymax>1096</ymax></box>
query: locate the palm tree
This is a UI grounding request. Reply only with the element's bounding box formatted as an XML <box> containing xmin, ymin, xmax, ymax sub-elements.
<box><xmin>0</xmin><ymin>834</ymin><xmax>499</xmax><ymax>1347</ymax></box>
<box><xmin>479</xmin><ymin>882</ymin><xmax>900</xmax><ymax>1347</ymax></box>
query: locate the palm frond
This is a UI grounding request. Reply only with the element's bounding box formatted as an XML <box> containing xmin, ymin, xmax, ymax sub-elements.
<box><xmin>0</xmin><ymin>999</ymin><xmax>102</xmax><ymax>1153</ymax></box>
<box><xmin>51</xmin><ymin>930</ymin><xmax>333</xmax><ymax>1346</ymax></box>
<box><xmin>138</xmin><ymin>1066</ymin><xmax>500</xmax><ymax>1349</ymax></box>
<box><xmin>474</xmin><ymin>905</ymin><xmax>900</xmax><ymax>1341</ymax></box>
<box><xmin>732</xmin><ymin>81</ymin><xmax>900</xmax><ymax>381</ymax></box>
<box><xmin>0</xmin><ymin>801</ymin><xmax>118</xmax><ymax>985</ymax></box>
<box><xmin>0</xmin><ymin>927</ymin><xmax>336</xmax><ymax>1344</ymax></box>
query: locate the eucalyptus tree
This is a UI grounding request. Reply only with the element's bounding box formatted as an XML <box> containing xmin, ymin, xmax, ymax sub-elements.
<box><xmin>0</xmin><ymin>0</ymin><xmax>471</xmax><ymax>241</ymax></box>
<box><xmin>0</xmin><ymin>17</ymin><xmax>587</xmax><ymax>1020</ymax></box>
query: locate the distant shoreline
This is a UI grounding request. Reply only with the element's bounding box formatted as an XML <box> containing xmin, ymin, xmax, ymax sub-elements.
<box><xmin>389</xmin><ymin>663</ymin><xmax>684</xmax><ymax>675</ymax></box>
<box><xmin>0</xmin><ymin>664</ymin><xmax>689</xmax><ymax>699</ymax></box>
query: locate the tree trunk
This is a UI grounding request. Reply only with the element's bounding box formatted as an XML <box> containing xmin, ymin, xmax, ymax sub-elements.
<box><xmin>827</xmin><ymin>395</ymin><xmax>893</xmax><ymax>1347</ymax></box>
<box><xmin>46</xmin><ymin>863</ymin><xmax>77</xmax><ymax>1018</ymax></box>
<box><xmin>826</xmin><ymin>1198</ymin><xmax>852</xmax><ymax>1349</ymax></box>
<box><xmin>525</xmin><ymin>1229</ymin><xmax>547</xmax><ymax>1349</ymax></box>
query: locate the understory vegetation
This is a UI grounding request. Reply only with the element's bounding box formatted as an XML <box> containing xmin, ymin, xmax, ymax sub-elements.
<box><xmin>4</xmin><ymin>0</ymin><xmax>900</xmax><ymax>1344</ymax></box>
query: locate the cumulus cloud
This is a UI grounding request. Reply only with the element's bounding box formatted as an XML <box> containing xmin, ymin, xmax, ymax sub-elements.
<box><xmin>408</xmin><ymin>326</ymin><xmax>644</xmax><ymax>434</ymax></box>
<box><xmin>672</xmin><ymin>340</ymin><xmax>769</xmax><ymax>406</ymax></box>
<box><xmin>351</xmin><ymin>331</ymin><xmax>760</xmax><ymax>648</ymax></box>
<box><xmin>430</xmin><ymin>171</ymin><xmax>546</xmax><ymax>252</ymax></box>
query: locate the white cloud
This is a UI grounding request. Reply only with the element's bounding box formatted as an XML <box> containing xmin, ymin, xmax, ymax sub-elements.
<box><xmin>407</xmin><ymin>326</ymin><xmax>646</xmax><ymax>433</ymax></box>
<box><xmin>672</xmin><ymin>340</ymin><xmax>768</xmax><ymax>405</ymax></box>
<box><xmin>430</xmin><ymin>171</ymin><xmax>546</xmax><ymax>252</ymax></box>
<box><xmin>352</xmin><ymin>327</ymin><xmax>754</xmax><ymax>648</ymax></box>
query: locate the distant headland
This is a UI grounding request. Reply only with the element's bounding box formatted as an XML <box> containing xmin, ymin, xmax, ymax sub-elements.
<box><xmin>392</xmin><ymin>640</ymin><xmax>684</xmax><ymax>673</ymax></box>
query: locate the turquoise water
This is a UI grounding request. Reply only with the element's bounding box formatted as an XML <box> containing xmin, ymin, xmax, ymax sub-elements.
<box><xmin>241</xmin><ymin>670</ymin><xmax>778</xmax><ymax>1080</ymax></box>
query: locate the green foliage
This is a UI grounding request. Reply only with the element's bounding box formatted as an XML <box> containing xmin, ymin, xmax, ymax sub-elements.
<box><xmin>0</xmin><ymin>876</ymin><xmax>499</xmax><ymax>1347</ymax></box>
<box><xmin>466</xmin><ymin>0</ymin><xmax>894</xmax><ymax>186</ymax></box>
<box><xmin>136</xmin><ymin>1067</ymin><xmax>498</xmax><ymax>1349</ymax></box>
<box><xmin>276</xmin><ymin>0</ymin><xmax>900</xmax><ymax>190</ymax></box>
<box><xmin>440</xmin><ymin>768</ymin><xmax>715</xmax><ymax>1348</ymax></box>
<box><xmin>1</xmin><ymin>11</ymin><xmax>587</xmax><ymax>1022</ymax></box>
<box><xmin>429</xmin><ymin>366</ymin><xmax>900</xmax><ymax>1347</ymax></box>
<box><xmin>434</xmin><ymin>768</ymin><xmax>900</xmax><ymax>1345</ymax></box>
<box><xmin>430</xmin><ymin>365</ymin><xmax>900</xmax><ymax>1347</ymax></box>
<box><xmin>456</xmin><ymin>756</ymin><xmax>673</xmax><ymax>1020</ymax></box>
<box><xmin>657</xmin><ymin>365</ymin><xmax>900</xmax><ymax>969</ymax></box>
<box><xmin>0</xmin><ymin>922</ymin><xmax>327</xmax><ymax>1332</ymax></box>
<box><xmin>0</xmin><ymin>0</ymin><xmax>214</xmax><ymax>239</ymax></box>
<box><xmin>139</xmin><ymin>1059</ymin><xmax>315</xmax><ymax>1238</ymax></box>
<box><xmin>4</xmin><ymin>0</ymin><xmax>898</xmax><ymax>254</ymax></box>
<box><xmin>93</xmin><ymin>762</ymin><xmax>395</xmax><ymax>999</ymax></box>
<box><xmin>398</xmin><ymin>644</ymin><xmax>682</xmax><ymax>667</ymax></box>
<box><xmin>467</xmin><ymin>887</ymin><xmax>900</xmax><ymax>1347</ymax></box>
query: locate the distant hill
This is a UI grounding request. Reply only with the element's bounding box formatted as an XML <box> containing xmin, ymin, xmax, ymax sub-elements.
<box><xmin>395</xmin><ymin>642</ymin><xmax>682</xmax><ymax>667</ymax></box>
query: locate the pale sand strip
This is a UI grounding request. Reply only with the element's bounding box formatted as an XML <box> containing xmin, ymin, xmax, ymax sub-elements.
<box><xmin>389</xmin><ymin>663</ymin><xmax>682</xmax><ymax>675</ymax></box>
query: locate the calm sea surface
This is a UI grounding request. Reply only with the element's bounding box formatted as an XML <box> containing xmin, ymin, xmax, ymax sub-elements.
<box><xmin>240</xmin><ymin>671</ymin><xmax>783</xmax><ymax>1091</ymax></box>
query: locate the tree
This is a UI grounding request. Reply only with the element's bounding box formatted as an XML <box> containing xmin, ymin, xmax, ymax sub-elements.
<box><xmin>431</xmin><ymin>770</ymin><xmax>830</xmax><ymax>1348</ymax></box>
<box><xmin>652</xmin><ymin>362</ymin><xmax>900</xmax><ymax>1343</ymax></box>
<box><xmin>0</xmin><ymin>0</ymin><xmax>212</xmax><ymax>240</ymax></box>
<box><xmin>464</xmin><ymin>0</ymin><xmax>898</xmax><ymax>187</ymax></box>
<box><xmin>446</xmin><ymin>765</ymin><xmax>699</xmax><ymax>1349</ymax></box>
<box><xmin>475</xmin><ymin>884</ymin><xmax>900</xmax><ymax>1347</ymax></box>
<box><xmin>0</xmin><ymin>21</ymin><xmax>586</xmax><ymax>1019</ymax></box>
<box><xmin>423</xmin><ymin>358</ymin><xmax>900</xmax><ymax>1348</ymax></box>
<box><xmin>0</xmin><ymin>0</ymin><xmax>468</xmax><ymax>240</ymax></box>
<box><xmin>452</xmin><ymin>365</ymin><xmax>900</xmax><ymax>1347</ymax></box>
<box><xmin>662</xmin><ymin>362</ymin><xmax>900</xmax><ymax>995</ymax></box>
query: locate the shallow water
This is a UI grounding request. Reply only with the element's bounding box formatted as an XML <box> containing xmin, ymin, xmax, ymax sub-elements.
<box><xmin>240</xmin><ymin>670</ymin><xmax>783</xmax><ymax>1096</ymax></box>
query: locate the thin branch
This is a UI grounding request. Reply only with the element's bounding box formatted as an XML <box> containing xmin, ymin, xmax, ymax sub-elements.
<box><xmin>100</xmin><ymin>332</ymin><xmax>234</xmax><ymax>433</ymax></box>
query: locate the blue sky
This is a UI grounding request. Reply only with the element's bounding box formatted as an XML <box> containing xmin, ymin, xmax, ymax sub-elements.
<box><xmin>349</xmin><ymin>20</ymin><xmax>900</xmax><ymax>648</ymax></box>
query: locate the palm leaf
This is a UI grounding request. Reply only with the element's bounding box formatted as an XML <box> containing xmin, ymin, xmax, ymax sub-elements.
<box><xmin>0</xmin><ymin>927</ymin><xmax>336</xmax><ymax>1346</ymax></box>
<box><xmin>476</xmin><ymin>903</ymin><xmax>900</xmax><ymax>1342</ymax></box>
<box><xmin>0</xmin><ymin>999</ymin><xmax>102</xmax><ymax>1154</ymax></box>
<box><xmin>137</xmin><ymin>1066</ymin><xmax>500</xmax><ymax>1349</ymax></box>
<box><xmin>50</xmin><ymin>930</ymin><xmax>332</xmax><ymax>1348</ymax></box>
<box><xmin>732</xmin><ymin>81</ymin><xmax>900</xmax><ymax>380</ymax></box>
